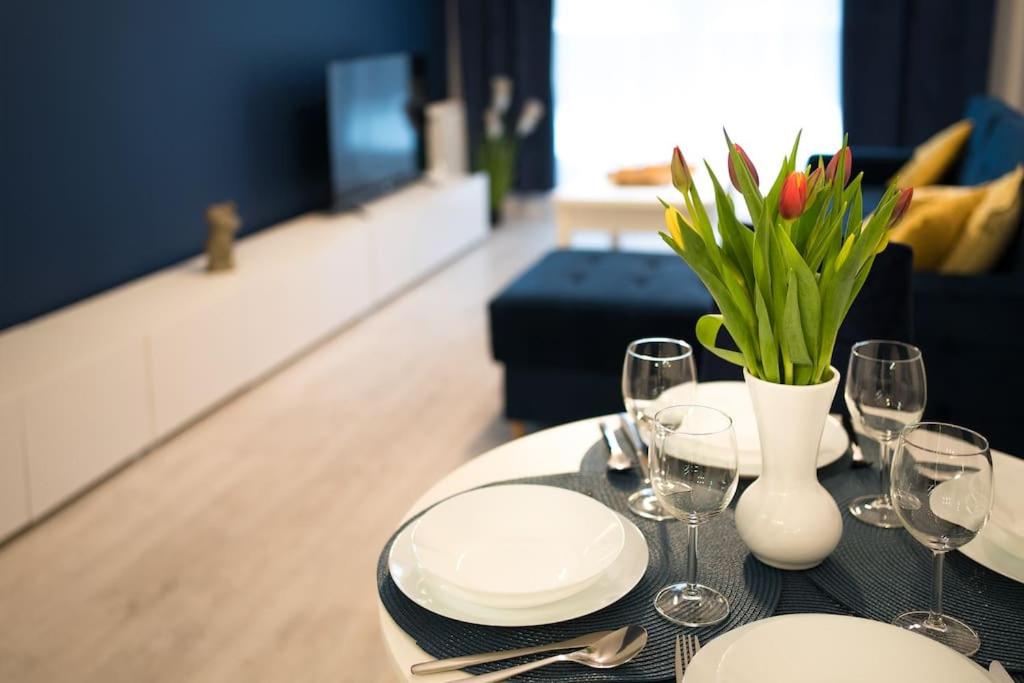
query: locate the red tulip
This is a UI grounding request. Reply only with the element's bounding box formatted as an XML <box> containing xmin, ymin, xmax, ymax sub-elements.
<box><xmin>779</xmin><ymin>171</ymin><xmax>809</xmax><ymax>219</ymax></box>
<box><xmin>888</xmin><ymin>187</ymin><xmax>914</xmax><ymax>226</ymax></box>
<box><xmin>671</xmin><ymin>146</ymin><xmax>692</xmax><ymax>193</ymax></box>
<box><xmin>826</xmin><ymin>147</ymin><xmax>853</xmax><ymax>186</ymax></box>
<box><xmin>727</xmin><ymin>144</ymin><xmax>759</xmax><ymax>190</ymax></box>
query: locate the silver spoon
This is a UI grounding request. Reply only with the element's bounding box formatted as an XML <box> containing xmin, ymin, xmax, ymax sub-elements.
<box><xmin>452</xmin><ymin>625</ymin><xmax>647</xmax><ymax>682</ymax></box>
<box><xmin>601</xmin><ymin>421</ymin><xmax>633</xmax><ymax>471</ymax></box>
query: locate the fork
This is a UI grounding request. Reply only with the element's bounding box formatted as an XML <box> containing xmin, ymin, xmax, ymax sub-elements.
<box><xmin>674</xmin><ymin>634</ymin><xmax>701</xmax><ymax>682</ymax></box>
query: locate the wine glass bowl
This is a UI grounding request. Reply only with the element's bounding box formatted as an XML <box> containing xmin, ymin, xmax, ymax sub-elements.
<box><xmin>890</xmin><ymin>421</ymin><xmax>993</xmax><ymax>655</ymax></box>
<box><xmin>621</xmin><ymin>338</ymin><xmax>697</xmax><ymax>521</ymax></box>
<box><xmin>844</xmin><ymin>340</ymin><xmax>927</xmax><ymax>528</ymax></box>
<box><xmin>649</xmin><ymin>404</ymin><xmax>739</xmax><ymax>627</ymax></box>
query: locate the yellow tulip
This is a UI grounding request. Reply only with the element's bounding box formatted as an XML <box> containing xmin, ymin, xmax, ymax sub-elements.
<box><xmin>664</xmin><ymin>205</ymin><xmax>690</xmax><ymax>249</ymax></box>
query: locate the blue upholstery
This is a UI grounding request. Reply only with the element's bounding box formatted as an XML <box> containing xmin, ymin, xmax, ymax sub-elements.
<box><xmin>959</xmin><ymin>96</ymin><xmax>1024</xmax><ymax>187</ymax></box>
<box><xmin>490</xmin><ymin>250</ymin><xmax>711</xmax><ymax>373</ymax></box>
<box><xmin>489</xmin><ymin>245</ymin><xmax>912</xmax><ymax>426</ymax></box>
<box><xmin>489</xmin><ymin>250</ymin><xmax>710</xmax><ymax>423</ymax></box>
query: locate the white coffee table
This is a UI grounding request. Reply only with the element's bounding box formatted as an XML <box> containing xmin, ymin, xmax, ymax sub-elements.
<box><xmin>553</xmin><ymin>176</ymin><xmax>717</xmax><ymax>248</ymax></box>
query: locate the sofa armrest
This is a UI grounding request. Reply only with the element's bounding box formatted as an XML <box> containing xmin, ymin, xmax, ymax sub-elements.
<box><xmin>807</xmin><ymin>146</ymin><xmax>914</xmax><ymax>186</ymax></box>
<box><xmin>913</xmin><ymin>273</ymin><xmax>1024</xmax><ymax>347</ymax></box>
<box><xmin>912</xmin><ymin>272</ymin><xmax>1024</xmax><ymax>454</ymax></box>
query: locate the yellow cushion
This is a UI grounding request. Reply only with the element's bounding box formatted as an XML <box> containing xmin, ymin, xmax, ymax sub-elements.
<box><xmin>888</xmin><ymin>185</ymin><xmax>986</xmax><ymax>271</ymax></box>
<box><xmin>940</xmin><ymin>166</ymin><xmax>1024</xmax><ymax>274</ymax></box>
<box><xmin>892</xmin><ymin>120</ymin><xmax>973</xmax><ymax>187</ymax></box>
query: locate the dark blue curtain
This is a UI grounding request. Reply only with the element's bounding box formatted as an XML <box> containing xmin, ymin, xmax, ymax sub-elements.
<box><xmin>842</xmin><ymin>0</ymin><xmax>995</xmax><ymax>146</ymax></box>
<box><xmin>458</xmin><ymin>0</ymin><xmax>555</xmax><ymax>191</ymax></box>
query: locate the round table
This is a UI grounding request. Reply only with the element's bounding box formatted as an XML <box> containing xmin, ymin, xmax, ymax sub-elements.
<box><xmin>377</xmin><ymin>415</ymin><xmax>608</xmax><ymax>681</ymax></box>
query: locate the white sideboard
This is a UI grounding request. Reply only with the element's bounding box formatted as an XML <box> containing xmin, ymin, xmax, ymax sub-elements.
<box><xmin>0</xmin><ymin>174</ymin><xmax>488</xmax><ymax>540</ymax></box>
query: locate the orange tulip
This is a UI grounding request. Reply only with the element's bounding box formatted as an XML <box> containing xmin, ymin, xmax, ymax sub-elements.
<box><xmin>779</xmin><ymin>171</ymin><xmax>809</xmax><ymax>219</ymax></box>
<box><xmin>727</xmin><ymin>144</ymin><xmax>759</xmax><ymax>190</ymax></box>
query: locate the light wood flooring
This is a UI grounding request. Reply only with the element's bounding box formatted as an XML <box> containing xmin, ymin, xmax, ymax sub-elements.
<box><xmin>0</xmin><ymin>201</ymin><xmax>556</xmax><ymax>683</ymax></box>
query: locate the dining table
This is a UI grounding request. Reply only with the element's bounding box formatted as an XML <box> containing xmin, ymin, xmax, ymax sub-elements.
<box><xmin>377</xmin><ymin>414</ymin><xmax>1024</xmax><ymax>682</ymax></box>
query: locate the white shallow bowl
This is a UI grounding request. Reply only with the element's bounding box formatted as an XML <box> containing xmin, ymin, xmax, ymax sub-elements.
<box><xmin>411</xmin><ymin>484</ymin><xmax>626</xmax><ymax>609</ymax></box>
<box><xmin>694</xmin><ymin>382</ymin><xmax>849</xmax><ymax>477</ymax></box>
<box><xmin>960</xmin><ymin>449</ymin><xmax>1024</xmax><ymax>583</ymax></box>
<box><xmin>389</xmin><ymin>511</ymin><xmax>648</xmax><ymax>626</ymax></box>
<box><xmin>682</xmin><ymin>614</ymin><xmax>989</xmax><ymax>683</ymax></box>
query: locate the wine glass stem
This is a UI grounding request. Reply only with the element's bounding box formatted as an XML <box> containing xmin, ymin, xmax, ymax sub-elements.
<box><xmin>684</xmin><ymin>524</ymin><xmax>699</xmax><ymax>594</ymax></box>
<box><xmin>878</xmin><ymin>439</ymin><xmax>893</xmax><ymax>506</ymax></box>
<box><xmin>638</xmin><ymin>442</ymin><xmax>652</xmax><ymax>486</ymax></box>
<box><xmin>927</xmin><ymin>551</ymin><xmax>946</xmax><ymax>630</ymax></box>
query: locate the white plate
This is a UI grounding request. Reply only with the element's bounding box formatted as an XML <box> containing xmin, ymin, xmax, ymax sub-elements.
<box><xmin>694</xmin><ymin>382</ymin><xmax>850</xmax><ymax>477</ymax></box>
<box><xmin>389</xmin><ymin>511</ymin><xmax>648</xmax><ymax>626</ymax></box>
<box><xmin>960</xmin><ymin>450</ymin><xmax>1024</xmax><ymax>583</ymax></box>
<box><xmin>682</xmin><ymin>614</ymin><xmax>989</xmax><ymax>683</ymax></box>
<box><xmin>989</xmin><ymin>450</ymin><xmax>1024</xmax><ymax>548</ymax></box>
<box><xmin>411</xmin><ymin>485</ymin><xmax>626</xmax><ymax>608</ymax></box>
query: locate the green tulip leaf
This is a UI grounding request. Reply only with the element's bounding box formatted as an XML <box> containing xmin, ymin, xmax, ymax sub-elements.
<box><xmin>696</xmin><ymin>314</ymin><xmax>748</xmax><ymax>368</ymax></box>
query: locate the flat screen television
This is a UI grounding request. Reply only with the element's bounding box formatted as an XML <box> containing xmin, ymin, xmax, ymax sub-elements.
<box><xmin>326</xmin><ymin>53</ymin><xmax>420</xmax><ymax>208</ymax></box>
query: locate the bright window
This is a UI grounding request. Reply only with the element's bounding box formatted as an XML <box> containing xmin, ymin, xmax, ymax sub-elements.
<box><xmin>553</xmin><ymin>0</ymin><xmax>843</xmax><ymax>186</ymax></box>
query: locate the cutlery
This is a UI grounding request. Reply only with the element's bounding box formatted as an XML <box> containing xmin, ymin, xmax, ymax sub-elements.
<box><xmin>618</xmin><ymin>412</ymin><xmax>645</xmax><ymax>458</ymax></box>
<box><xmin>601</xmin><ymin>421</ymin><xmax>633</xmax><ymax>471</ymax></box>
<box><xmin>451</xmin><ymin>625</ymin><xmax>647</xmax><ymax>682</ymax></box>
<box><xmin>619</xmin><ymin>412</ymin><xmax>653</xmax><ymax>481</ymax></box>
<box><xmin>410</xmin><ymin>629</ymin><xmax>616</xmax><ymax>675</ymax></box>
<box><xmin>674</xmin><ymin>635</ymin><xmax>684</xmax><ymax>682</ymax></box>
<box><xmin>989</xmin><ymin>661</ymin><xmax>1014</xmax><ymax>683</ymax></box>
<box><xmin>850</xmin><ymin>443</ymin><xmax>870</xmax><ymax>468</ymax></box>
<box><xmin>676</xmin><ymin>634</ymin><xmax>700</xmax><ymax>679</ymax></box>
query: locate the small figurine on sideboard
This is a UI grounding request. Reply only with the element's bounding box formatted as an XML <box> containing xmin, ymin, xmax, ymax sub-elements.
<box><xmin>205</xmin><ymin>201</ymin><xmax>241</xmax><ymax>272</ymax></box>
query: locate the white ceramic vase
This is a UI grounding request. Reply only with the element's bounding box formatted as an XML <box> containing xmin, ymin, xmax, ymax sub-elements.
<box><xmin>735</xmin><ymin>367</ymin><xmax>843</xmax><ymax>570</ymax></box>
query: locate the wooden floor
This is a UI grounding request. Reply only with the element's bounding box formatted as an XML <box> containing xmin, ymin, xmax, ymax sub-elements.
<box><xmin>0</xmin><ymin>202</ymin><xmax>556</xmax><ymax>683</ymax></box>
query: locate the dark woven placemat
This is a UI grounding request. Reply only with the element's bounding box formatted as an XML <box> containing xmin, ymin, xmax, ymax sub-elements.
<box><xmin>377</xmin><ymin>473</ymin><xmax>782</xmax><ymax>681</ymax></box>
<box><xmin>582</xmin><ymin>437</ymin><xmax>1024</xmax><ymax>673</ymax></box>
<box><xmin>810</xmin><ymin>466</ymin><xmax>1024</xmax><ymax>672</ymax></box>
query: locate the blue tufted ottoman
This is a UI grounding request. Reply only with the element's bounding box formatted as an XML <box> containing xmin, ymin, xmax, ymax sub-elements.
<box><xmin>488</xmin><ymin>249</ymin><xmax>711</xmax><ymax>426</ymax></box>
<box><xmin>488</xmin><ymin>244</ymin><xmax>914</xmax><ymax>430</ymax></box>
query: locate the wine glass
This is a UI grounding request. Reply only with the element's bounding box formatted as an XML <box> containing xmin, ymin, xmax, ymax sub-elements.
<box><xmin>622</xmin><ymin>338</ymin><xmax>697</xmax><ymax>521</ymax></box>
<box><xmin>890</xmin><ymin>421</ymin><xmax>993</xmax><ymax>655</ymax></box>
<box><xmin>845</xmin><ymin>340</ymin><xmax>927</xmax><ymax>528</ymax></box>
<box><xmin>649</xmin><ymin>404</ymin><xmax>739</xmax><ymax>626</ymax></box>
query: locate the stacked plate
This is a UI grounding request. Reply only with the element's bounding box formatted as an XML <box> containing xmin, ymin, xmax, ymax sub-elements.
<box><xmin>388</xmin><ymin>484</ymin><xmax>649</xmax><ymax>626</ymax></box>
<box><xmin>960</xmin><ymin>450</ymin><xmax>1024</xmax><ymax>583</ymax></box>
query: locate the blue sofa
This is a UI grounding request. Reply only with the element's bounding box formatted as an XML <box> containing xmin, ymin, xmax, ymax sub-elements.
<box><xmin>816</xmin><ymin>96</ymin><xmax>1024</xmax><ymax>453</ymax></box>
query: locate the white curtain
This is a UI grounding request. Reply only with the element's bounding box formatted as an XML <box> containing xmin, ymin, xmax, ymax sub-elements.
<box><xmin>553</xmin><ymin>0</ymin><xmax>842</xmax><ymax>187</ymax></box>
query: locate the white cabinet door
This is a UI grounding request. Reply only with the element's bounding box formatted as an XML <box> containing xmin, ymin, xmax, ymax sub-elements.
<box><xmin>23</xmin><ymin>339</ymin><xmax>152</xmax><ymax>516</ymax></box>
<box><xmin>0</xmin><ymin>394</ymin><xmax>30</xmax><ymax>540</ymax></box>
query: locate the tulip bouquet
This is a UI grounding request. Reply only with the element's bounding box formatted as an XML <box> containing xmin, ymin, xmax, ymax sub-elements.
<box><xmin>477</xmin><ymin>75</ymin><xmax>546</xmax><ymax>222</ymax></box>
<box><xmin>661</xmin><ymin>132</ymin><xmax>913</xmax><ymax>385</ymax></box>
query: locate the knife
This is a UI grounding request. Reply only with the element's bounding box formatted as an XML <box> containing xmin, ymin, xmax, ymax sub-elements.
<box><xmin>619</xmin><ymin>412</ymin><xmax>653</xmax><ymax>481</ymax></box>
<box><xmin>410</xmin><ymin>630</ymin><xmax>616</xmax><ymax>675</ymax></box>
<box><xmin>618</xmin><ymin>412</ymin><xmax>644</xmax><ymax>458</ymax></box>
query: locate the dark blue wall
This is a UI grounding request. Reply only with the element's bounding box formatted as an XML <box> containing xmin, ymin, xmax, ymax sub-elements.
<box><xmin>1</xmin><ymin>0</ymin><xmax>444</xmax><ymax>330</ymax></box>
